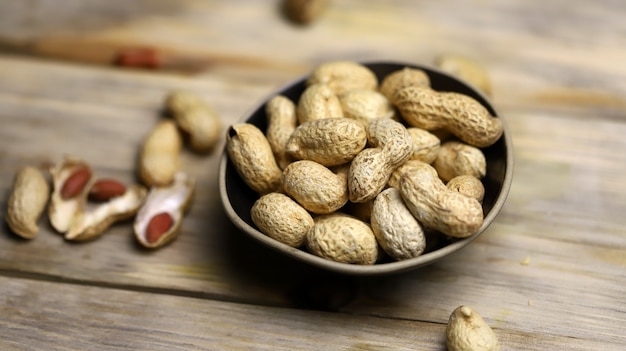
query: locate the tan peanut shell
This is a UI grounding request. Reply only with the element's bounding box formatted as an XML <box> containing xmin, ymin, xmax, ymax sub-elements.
<box><xmin>393</xmin><ymin>86</ymin><xmax>503</xmax><ymax>147</ymax></box>
<box><xmin>66</xmin><ymin>184</ymin><xmax>147</xmax><ymax>242</ymax></box>
<box><xmin>307</xmin><ymin>213</ymin><xmax>379</xmax><ymax>265</ymax></box>
<box><xmin>166</xmin><ymin>91</ymin><xmax>222</xmax><ymax>153</ymax></box>
<box><xmin>400</xmin><ymin>164</ymin><xmax>483</xmax><ymax>238</ymax></box>
<box><xmin>371</xmin><ymin>188</ymin><xmax>426</xmax><ymax>261</ymax></box>
<box><xmin>348</xmin><ymin>148</ymin><xmax>391</xmax><ymax>203</ymax></box>
<box><xmin>339</xmin><ymin>89</ymin><xmax>395</xmax><ymax>125</ymax></box>
<box><xmin>446</xmin><ymin>305</ymin><xmax>501</xmax><ymax>351</ymax></box>
<box><xmin>251</xmin><ymin>192</ymin><xmax>314</xmax><ymax>247</ymax></box>
<box><xmin>282</xmin><ymin>0</ymin><xmax>328</xmax><ymax>25</ymax></box>
<box><xmin>379</xmin><ymin>67</ymin><xmax>430</xmax><ymax>101</ymax></box>
<box><xmin>282</xmin><ymin>160</ymin><xmax>348</xmax><ymax>214</ymax></box>
<box><xmin>227</xmin><ymin>123</ymin><xmax>282</xmax><ymax>195</ymax></box>
<box><xmin>306</xmin><ymin>61</ymin><xmax>378</xmax><ymax>95</ymax></box>
<box><xmin>406</xmin><ymin>127</ymin><xmax>440</xmax><ymax>164</ymax></box>
<box><xmin>447</xmin><ymin>175</ymin><xmax>485</xmax><ymax>203</ymax></box>
<box><xmin>348</xmin><ymin>119</ymin><xmax>413</xmax><ymax>203</ymax></box>
<box><xmin>435</xmin><ymin>54</ymin><xmax>492</xmax><ymax>96</ymax></box>
<box><xmin>388</xmin><ymin>159</ymin><xmax>438</xmax><ymax>189</ymax></box>
<box><xmin>6</xmin><ymin>166</ymin><xmax>50</xmax><ymax>239</ymax></box>
<box><xmin>286</xmin><ymin>117</ymin><xmax>367</xmax><ymax>167</ymax></box>
<box><xmin>367</xmin><ymin>118</ymin><xmax>413</xmax><ymax>166</ymax></box>
<box><xmin>139</xmin><ymin>120</ymin><xmax>182</xmax><ymax>187</ymax></box>
<box><xmin>265</xmin><ymin>95</ymin><xmax>297</xmax><ymax>169</ymax></box>
<box><xmin>433</xmin><ymin>140</ymin><xmax>486</xmax><ymax>182</ymax></box>
<box><xmin>297</xmin><ymin>83</ymin><xmax>344</xmax><ymax>124</ymax></box>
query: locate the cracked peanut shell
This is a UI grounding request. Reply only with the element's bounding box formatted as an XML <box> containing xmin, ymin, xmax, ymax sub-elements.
<box><xmin>66</xmin><ymin>184</ymin><xmax>147</xmax><ymax>241</ymax></box>
<box><xmin>48</xmin><ymin>157</ymin><xmax>93</xmax><ymax>234</ymax></box>
<box><xmin>134</xmin><ymin>172</ymin><xmax>195</xmax><ymax>249</ymax></box>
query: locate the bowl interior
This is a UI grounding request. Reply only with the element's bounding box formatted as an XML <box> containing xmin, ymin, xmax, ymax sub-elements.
<box><xmin>219</xmin><ymin>62</ymin><xmax>513</xmax><ymax>275</ymax></box>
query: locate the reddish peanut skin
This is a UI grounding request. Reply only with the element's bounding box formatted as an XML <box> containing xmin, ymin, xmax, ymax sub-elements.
<box><xmin>146</xmin><ymin>212</ymin><xmax>173</xmax><ymax>243</ymax></box>
<box><xmin>88</xmin><ymin>179</ymin><xmax>127</xmax><ymax>202</ymax></box>
<box><xmin>113</xmin><ymin>48</ymin><xmax>161</xmax><ymax>69</ymax></box>
<box><xmin>61</xmin><ymin>166</ymin><xmax>92</xmax><ymax>199</ymax></box>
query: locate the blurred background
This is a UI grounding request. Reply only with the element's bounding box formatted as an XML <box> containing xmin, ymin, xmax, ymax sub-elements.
<box><xmin>1</xmin><ymin>0</ymin><xmax>623</xmax><ymax>117</ymax></box>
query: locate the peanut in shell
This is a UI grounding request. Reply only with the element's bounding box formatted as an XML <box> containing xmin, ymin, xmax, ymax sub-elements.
<box><xmin>139</xmin><ymin>120</ymin><xmax>182</xmax><ymax>187</ymax></box>
<box><xmin>6</xmin><ymin>166</ymin><xmax>50</xmax><ymax>239</ymax></box>
<box><xmin>227</xmin><ymin>123</ymin><xmax>282</xmax><ymax>195</ymax></box>
<box><xmin>306</xmin><ymin>61</ymin><xmax>378</xmax><ymax>95</ymax></box>
<box><xmin>393</xmin><ymin>86</ymin><xmax>502</xmax><ymax>147</ymax></box>
<box><xmin>400</xmin><ymin>163</ymin><xmax>483</xmax><ymax>238</ymax></box>
<box><xmin>286</xmin><ymin>117</ymin><xmax>367</xmax><ymax>167</ymax></box>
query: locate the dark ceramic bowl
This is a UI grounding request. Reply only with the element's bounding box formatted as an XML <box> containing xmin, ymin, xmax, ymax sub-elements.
<box><xmin>219</xmin><ymin>61</ymin><xmax>513</xmax><ymax>275</ymax></box>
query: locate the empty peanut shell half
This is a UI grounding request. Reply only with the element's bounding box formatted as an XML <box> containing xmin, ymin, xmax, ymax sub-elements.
<box><xmin>48</xmin><ymin>157</ymin><xmax>94</xmax><ymax>234</ymax></box>
<box><xmin>65</xmin><ymin>184</ymin><xmax>148</xmax><ymax>241</ymax></box>
<box><xmin>134</xmin><ymin>172</ymin><xmax>195</xmax><ymax>249</ymax></box>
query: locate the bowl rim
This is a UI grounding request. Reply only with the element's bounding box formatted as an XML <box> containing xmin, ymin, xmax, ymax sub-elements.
<box><xmin>218</xmin><ymin>61</ymin><xmax>514</xmax><ymax>276</ymax></box>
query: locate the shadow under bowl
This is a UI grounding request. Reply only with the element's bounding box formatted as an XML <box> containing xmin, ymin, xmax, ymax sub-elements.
<box><xmin>219</xmin><ymin>61</ymin><xmax>513</xmax><ymax>276</ymax></box>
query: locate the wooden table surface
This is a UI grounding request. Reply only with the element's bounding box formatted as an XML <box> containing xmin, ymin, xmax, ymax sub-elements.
<box><xmin>1</xmin><ymin>1</ymin><xmax>625</xmax><ymax>350</ymax></box>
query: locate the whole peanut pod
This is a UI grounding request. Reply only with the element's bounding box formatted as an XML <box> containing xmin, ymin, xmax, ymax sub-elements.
<box><xmin>349</xmin><ymin>119</ymin><xmax>413</xmax><ymax>203</ymax></box>
<box><xmin>406</xmin><ymin>127</ymin><xmax>440</xmax><ymax>164</ymax></box>
<box><xmin>251</xmin><ymin>192</ymin><xmax>314</xmax><ymax>247</ymax></box>
<box><xmin>446</xmin><ymin>305</ymin><xmax>500</xmax><ymax>351</ymax></box>
<box><xmin>371</xmin><ymin>188</ymin><xmax>426</xmax><ymax>261</ymax></box>
<box><xmin>435</xmin><ymin>54</ymin><xmax>492</xmax><ymax>96</ymax></box>
<box><xmin>307</xmin><ymin>61</ymin><xmax>378</xmax><ymax>95</ymax></box>
<box><xmin>367</xmin><ymin>118</ymin><xmax>414</xmax><ymax>165</ymax></box>
<box><xmin>447</xmin><ymin>175</ymin><xmax>485</xmax><ymax>203</ymax></box>
<box><xmin>6</xmin><ymin>166</ymin><xmax>50</xmax><ymax>239</ymax></box>
<box><xmin>433</xmin><ymin>141</ymin><xmax>486</xmax><ymax>182</ymax></box>
<box><xmin>166</xmin><ymin>91</ymin><xmax>222</xmax><ymax>154</ymax></box>
<box><xmin>379</xmin><ymin>67</ymin><xmax>430</xmax><ymax>101</ymax></box>
<box><xmin>227</xmin><ymin>123</ymin><xmax>282</xmax><ymax>195</ymax></box>
<box><xmin>139</xmin><ymin>120</ymin><xmax>182</xmax><ymax>187</ymax></box>
<box><xmin>339</xmin><ymin>89</ymin><xmax>395</xmax><ymax>126</ymax></box>
<box><xmin>282</xmin><ymin>0</ymin><xmax>329</xmax><ymax>25</ymax></box>
<box><xmin>348</xmin><ymin>148</ymin><xmax>392</xmax><ymax>203</ymax></box>
<box><xmin>307</xmin><ymin>213</ymin><xmax>379</xmax><ymax>265</ymax></box>
<box><xmin>286</xmin><ymin>117</ymin><xmax>367</xmax><ymax>167</ymax></box>
<box><xmin>393</xmin><ymin>86</ymin><xmax>502</xmax><ymax>147</ymax></box>
<box><xmin>282</xmin><ymin>160</ymin><xmax>348</xmax><ymax>214</ymax></box>
<box><xmin>387</xmin><ymin>159</ymin><xmax>438</xmax><ymax>189</ymax></box>
<box><xmin>400</xmin><ymin>163</ymin><xmax>483</xmax><ymax>238</ymax></box>
<box><xmin>265</xmin><ymin>95</ymin><xmax>297</xmax><ymax>169</ymax></box>
<box><xmin>297</xmin><ymin>83</ymin><xmax>343</xmax><ymax>124</ymax></box>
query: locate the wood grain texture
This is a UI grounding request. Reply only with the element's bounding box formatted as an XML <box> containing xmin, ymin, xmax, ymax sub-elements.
<box><xmin>1</xmin><ymin>276</ymin><xmax>623</xmax><ymax>351</ymax></box>
<box><xmin>0</xmin><ymin>0</ymin><xmax>625</xmax><ymax>349</ymax></box>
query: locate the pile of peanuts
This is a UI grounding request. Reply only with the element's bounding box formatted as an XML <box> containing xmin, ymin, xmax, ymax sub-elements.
<box><xmin>227</xmin><ymin>60</ymin><xmax>501</xmax><ymax>265</ymax></box>
<box><xmin>5</xmin><ymin>91</ymin><xmax>221</xmax><ymax>249</ymax></box>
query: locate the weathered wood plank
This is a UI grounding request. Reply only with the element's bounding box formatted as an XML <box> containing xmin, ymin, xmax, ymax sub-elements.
<box><xmin>1</xmin><ymin>276</ymin><xmax>623</xmax><ymax>351</ymax></box>
<box><xmin>1</xmin><ymin>1</ymin><xmax>626</xmax><ymax>348</ymax></box>
<box><xmin>1</xmin><ymin>0</ymin><xmax>625</xmax><ymax>115</ymax></box>
<box><xmin>0</xmin><ymin>54</ymin><xmax>625</xmax><ymax>349</ymax></box>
